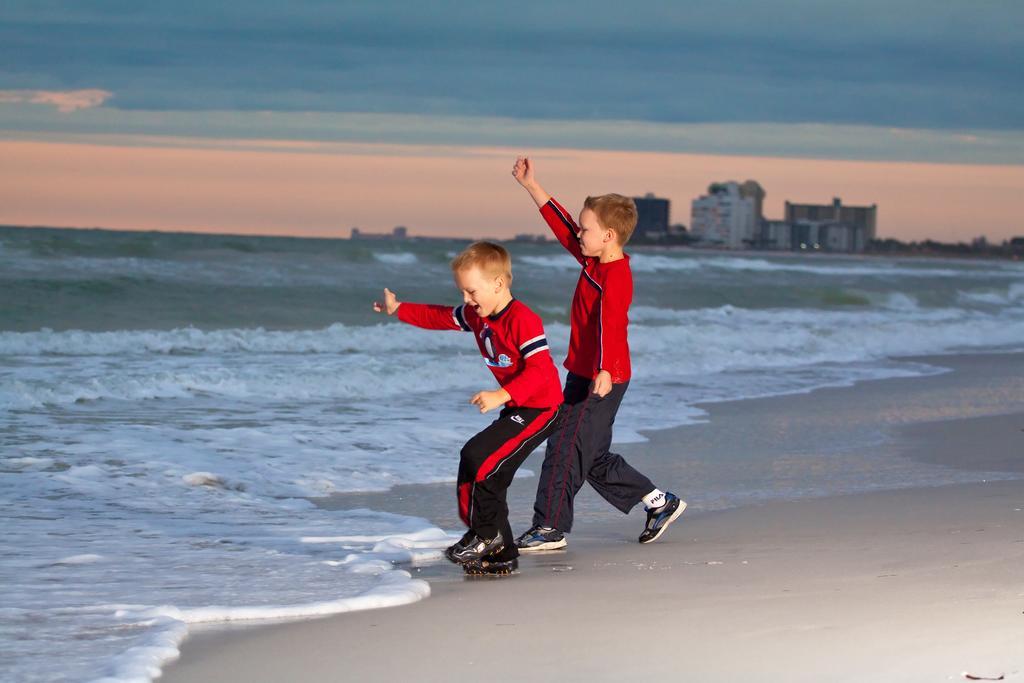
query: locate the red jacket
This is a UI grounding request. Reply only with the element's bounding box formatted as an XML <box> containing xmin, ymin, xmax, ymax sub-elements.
<box><xmin>396</xmin><ymin>298</ymin><xmax>564</xmax><ymax>409</ymax></box>
<box><xmin>540</xmin><ymin>197</ymin><xmax>633</xmax><ymax>383</ymax></box>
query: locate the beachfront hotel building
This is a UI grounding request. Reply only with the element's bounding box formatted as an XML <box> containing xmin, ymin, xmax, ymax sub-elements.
<box><xmin>785</xmin><ymin>198</ymin><xmax>877</xmax><ymax>241</ymax></box>
<box><xmin>690</xmin><ymin>181</ymin><xmax>759</xmax><ymax>249</ymax></box>
<box><xmin>690</xmin><ymin>180</ymin><xmax>877</xmax><ymax>253</ymax></box>
<box><xmin>783</xmin><ymin>198</ymin><xmax>878</xmax><ymax>253</ymax></box>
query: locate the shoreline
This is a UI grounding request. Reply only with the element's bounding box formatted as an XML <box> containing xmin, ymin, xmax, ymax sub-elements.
<box><xmin>160</xmin><ymin>350</ymin><xmax>1024</xmax><ymax>682</ymax></box>
<box><xmin>164</xmin><ymin>479</ymin><xmax>1024</xmax><ymax>682</ymax></box>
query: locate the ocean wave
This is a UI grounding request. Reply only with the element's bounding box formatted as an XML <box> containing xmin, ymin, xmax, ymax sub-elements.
<box><xmin>518</xmin><ymin>254</ymin><xmax>581</xmax><ymax>270</ymax></box>
<box><xmin>520</xmin><ymin>250</ymin><xmax>1022</xmax><ymax>279</ymax></box>
<box><xmin>0</xmin><ymin>322</ymin><xmax>503</xmax><ymax>356</ymax></box>
<box><xmin>2</xmin><ymin>431</ymin><xmax>456</xmax><ymax>683</ymax></box>
<box><xmin>957</xmin><ymin>282</ymin><xmax>1024</xmax><ymax>306</ymax></box>
<box><xmin>97</xmin><ymin>552</ymin><xmax>437</xmax><ymax>683</ymax></box>
<box><xmin>8</xmin><ymin>516</ymin><xmax>445</xmax><ymax>683</ymax></box>
<box><xmin>878</xmin><ymin>292</ymin><xmax>921</xmax><ymax>310</ymax></box>
<box><xmin>699</xmin><ymin>256</ymin><xmax>962</xmax><ymax>277</ymax></box>
<box><xmin>4</xmin><ymin>302</ymin><xmax>1021</xmax><ymax>368</ymax></box>
<box><xmin>372</xmin><ymin>252</ymin><xmax>418</xmax><ymax>265</ymax></box>
<box><xmin>5</xmin><ymin>301</ymin><xmax>1024</xmax><ymax>409</ymax></box>
<box><xmin>0</xmin><ymin>360</ymin><xmax>489</xmax><ymax>409</ymax></box>
<box><xmin>625</xmin><ymin>303</ymin><xmax>1024</xmax><ymax>374</ymax></box>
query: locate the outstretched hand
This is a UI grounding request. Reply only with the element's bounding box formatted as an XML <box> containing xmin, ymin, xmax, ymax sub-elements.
<box><xmin>512</xmin><ymin>156</ymin><xmax>550</xmax><ymax>208</ymax></box>
<box><xmin>373</xmin><ymin>287</ymin><xmax>400</xmax><ymax>315</ymax></box>
<box><xmin>512</xmin><ymin>156</ymin><xmax>534</xmax><ymax>187</ymax></box>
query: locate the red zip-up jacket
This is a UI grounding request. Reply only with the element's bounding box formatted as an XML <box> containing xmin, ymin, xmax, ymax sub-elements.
<box><xmin>396</xmin><ymin>298</ymin><xmax>564</xmax><ymax>409</ymax></box>
<box><xmin>540</xmin><ymin>197</ymin><xmax>632</xmax><ymax>383</ymax></box>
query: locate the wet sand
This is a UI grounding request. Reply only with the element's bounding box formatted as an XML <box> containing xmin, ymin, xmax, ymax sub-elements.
<box><xmin>162</xmin><ymin>353</ymin><xmax>1024</xmax><ymax>682</ymax></box>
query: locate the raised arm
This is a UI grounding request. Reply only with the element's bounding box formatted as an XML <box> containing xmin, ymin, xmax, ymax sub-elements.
<box><xmin>540</xmin><ymin>197</ymin><xmax>586</xmax><ymax>264</ymax></box>
<box><xmin>512</xmin><ymin>156</ymin><xmax>585</xmax><ymax>264</ymax></box>
<box><xmin>512</xmin><ymin>156</ymin><xmax>551</xmax><ymax>208</ymax></box>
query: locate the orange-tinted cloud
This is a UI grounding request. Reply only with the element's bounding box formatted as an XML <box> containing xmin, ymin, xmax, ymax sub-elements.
<box><xmin>0</xmin><ymin>137</ymin><xmax>1021</xmax><ymax>243</ymax></box>
<box><xmin>0</xmin><ymin>89</ymin><xmax>112</xmax><ymax>113</ymax></box>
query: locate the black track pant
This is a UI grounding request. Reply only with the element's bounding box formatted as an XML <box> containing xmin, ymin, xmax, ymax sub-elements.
<box><xmin>531</xmin><ymin>373</ymin><xmax>655</xmax><ymax>533</ymax></box>
<box><xmin>459</xmin><ymin>404</ymin><xmax>562</xmax><ymax>560</ymax></box>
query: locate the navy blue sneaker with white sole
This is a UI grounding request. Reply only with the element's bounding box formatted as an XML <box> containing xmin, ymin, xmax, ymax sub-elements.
<box><xmin>515</xmin><ymin>525</ymin><xmax>567</xmax><ymax>552</ymax></box>
<box><xmin>638</xmin><ymin>492</ymin><xmax>686</xmax><ymax>544</ymax></box>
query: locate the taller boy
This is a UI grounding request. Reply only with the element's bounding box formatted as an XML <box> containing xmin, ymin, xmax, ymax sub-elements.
<box><xmin>512</xmin><ymin>157</ymin><xmax>685</xmax><ymax>550</ymax></box>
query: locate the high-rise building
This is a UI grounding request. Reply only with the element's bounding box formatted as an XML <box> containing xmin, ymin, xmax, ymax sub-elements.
<box><xmin>690</xmin><ymin>182</ymin><xmax>757</xmax><ymax>248</ymax></box>
<box><xmin>739</xmin><ymin>181</ymin><xmax>766</xmax><ymax>222</ymax></box>
<box><xmin>633</xmin><ymin>193</ymin><xmax>670</xmax><ymax>240</ymax></box>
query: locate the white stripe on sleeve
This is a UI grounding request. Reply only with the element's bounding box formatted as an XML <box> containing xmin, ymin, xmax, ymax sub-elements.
<box><xmin>518</xmin><ymin>334</ymin><xmax>545</xmax><ymax>350</ymax></box>
<box><xmin>522</xmin><ymin>345</ymin><xmax>550</xmax><ymax>359</ymax></box>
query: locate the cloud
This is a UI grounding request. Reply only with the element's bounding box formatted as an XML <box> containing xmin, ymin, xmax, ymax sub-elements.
<box><xmin>0</xmin><ymin>2</ymin><xmax>1021</xmax><ymax>131</ymax></box>
<box><xmin>0</xmin><ymin>88</ymin><xmax>112</xmax><ymax>113</ymax></box>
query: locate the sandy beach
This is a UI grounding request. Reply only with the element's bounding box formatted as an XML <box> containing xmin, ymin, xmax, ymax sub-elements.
<box><xmin>162</xmin><ymin>353</ymin><xmax>1024</xmax><ymax>682</ymax></box>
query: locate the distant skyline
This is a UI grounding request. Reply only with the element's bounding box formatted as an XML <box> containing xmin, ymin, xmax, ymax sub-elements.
<box><xmin>1</xmin><ymin>1</ymin><xmax>1021</xmax><ymax>242</ymax></box>
<box><xmin>4</xmin><ymin>138</ymin><xmax>1022</xmax><ymax>243</ymax></box>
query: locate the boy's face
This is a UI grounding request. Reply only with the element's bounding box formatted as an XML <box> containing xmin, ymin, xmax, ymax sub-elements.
<box><xmin>578</xmin><ymin>208</ymin><xmax>617</xmax><ymax>257</ymax></box>
<box><xmin>454</xmin><ymin>265</ymin><xmax>506</xmax><ymax>317</ymax></box>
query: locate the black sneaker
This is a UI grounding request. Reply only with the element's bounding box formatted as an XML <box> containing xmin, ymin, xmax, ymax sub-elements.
<box><xmin>463</xmin><ymin>556</ymin><xmax>519</xmax><ymax>576</ymax></box>
<box><xmin>515</xmin><ymin>525</ymin><xmax>567</xmax><ymax>552</ymax></box>
<box><xmin>638</xmin><ymin>492</ymin><xmax>686</xmax><ymax>544</ymax></box>
<box><xmin>444</xmin><ymin>530</ymin><xmax>476</xmax><ymax>563</ymax></box>
<box><xmin>445</xmin><ymin>531</ymin><xmax>505</xmax><ymax>564</ymax></box>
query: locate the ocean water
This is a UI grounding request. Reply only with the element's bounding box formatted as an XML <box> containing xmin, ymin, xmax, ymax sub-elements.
<box><xmin>3</xmin><ymin>225</ymin><xmax>1024</xmax><ymax>681</ymax></box>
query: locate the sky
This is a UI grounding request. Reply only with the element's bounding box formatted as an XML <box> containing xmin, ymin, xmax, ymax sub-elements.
<box><xmin>1</xmin><ymin>1</ymin><xmax>1022</xmax><ymax>242</ymax></box>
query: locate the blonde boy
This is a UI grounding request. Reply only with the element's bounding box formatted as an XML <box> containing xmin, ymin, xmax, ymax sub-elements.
<box><xmin>374</xmin><ymin>241</ymin><xmax>564</xmax><ymax>574</ymax></box>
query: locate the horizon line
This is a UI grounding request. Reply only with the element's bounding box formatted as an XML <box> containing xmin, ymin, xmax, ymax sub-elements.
<box><xmin>5</xmin><ymin>222</ymin><xmax>1019</xmax><ymax>247</ymax></box>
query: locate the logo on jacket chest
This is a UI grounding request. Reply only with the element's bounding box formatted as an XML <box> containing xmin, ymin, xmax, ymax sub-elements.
<box><xmin>479</xmin><ymin>324</ymin><xmax>513</xmax><ymax>368</ymax></box>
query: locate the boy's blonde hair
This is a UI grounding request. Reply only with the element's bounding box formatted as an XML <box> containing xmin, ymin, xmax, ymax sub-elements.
<box><xmin>584</xmin><ymin>194</ymin><xmax>637</xmax><ymax>245</ymax></box>
<box><xmin>450</xmin><ymin>241</ymin><xmax>513</xmax><ymax>283</ymax></box>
